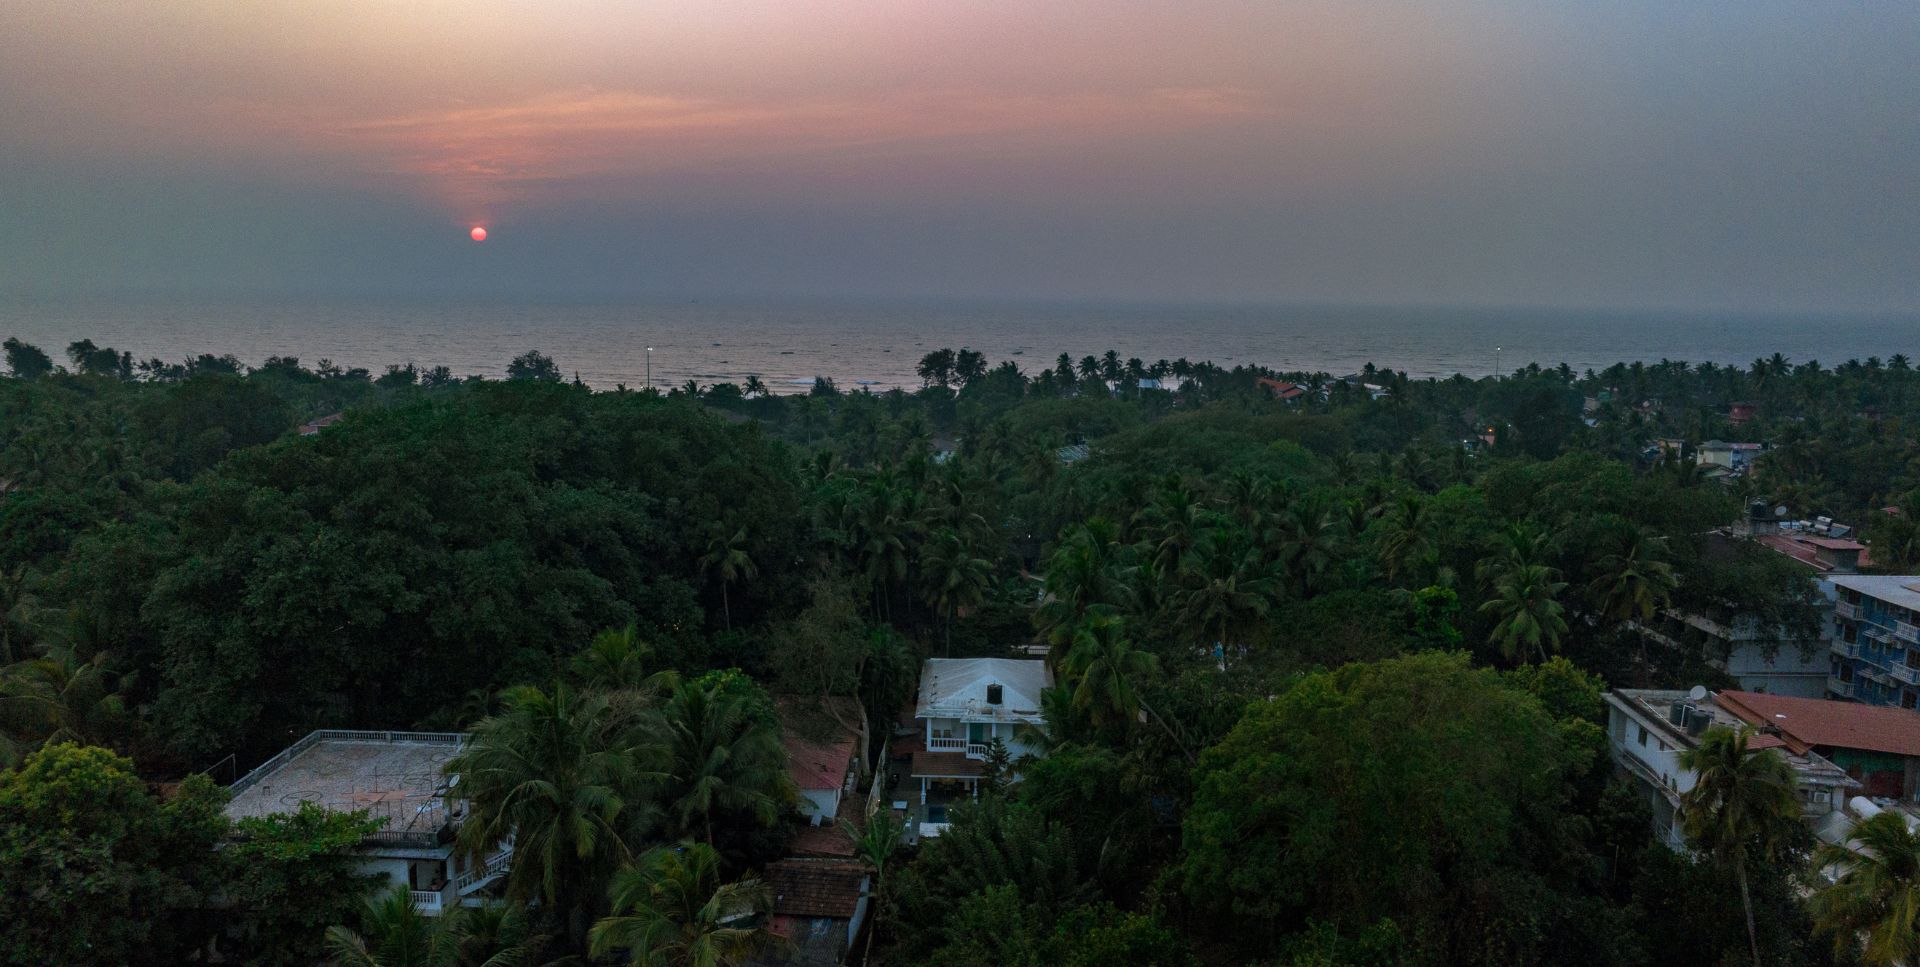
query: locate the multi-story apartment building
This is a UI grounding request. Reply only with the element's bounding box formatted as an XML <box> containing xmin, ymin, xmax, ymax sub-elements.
<box><xmin>1604</xmin><ymin>688</ymin><xmax>1856</xmax><ymax>849</ymax></box>
<box><xmin>1827</xmin><ymin>575</ymin><xmax>1920</xmax><ymax>708</ymax></box>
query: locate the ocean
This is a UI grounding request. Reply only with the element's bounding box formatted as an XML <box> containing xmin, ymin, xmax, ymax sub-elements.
<box><xmin>2</xmin><ymin>294</ymin><xmax>1916</xmax><ymax>392</ymax></box>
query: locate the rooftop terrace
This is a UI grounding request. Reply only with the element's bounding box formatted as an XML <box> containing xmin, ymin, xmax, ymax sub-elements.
<box><xmin>225</xmin><ymin>730</ymin><xmax>466</xmax><ymax>846</ymax></box>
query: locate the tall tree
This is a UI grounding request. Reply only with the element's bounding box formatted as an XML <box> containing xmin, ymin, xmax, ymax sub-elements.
<box><xmin>1480</xmin><ymin>563</ymin><xmax>1570</xmax><ymax>663</ymax></box>
<box><xmin>1812</xmin><ymin>811</ymin><xmax>1920</xmax><ymax>966</ymax></box>
<box><xmin>443</xmin><ymin>684</ymin><xmax>653</xmax><ymax>942</ymax></box>
<box><xmin>589</xmin><ymin>842</ymin><xmax>775</xmax><ymax>967</ymax></box>
<box><xmin>1679</xmin><ymin>725</ymin><xmax>1802</xmax><ymax>967</ymax></box>
<box><xmin>697</xmin><ymin>525</ymin><xmax>758</xmax><ymax>631</ymax></box>
<box><xmin>919</xmin><ymin>528</ymin><xmax>992</xmax><ymax>654</ymax></box>
<box><xmin>648</xmin><ymin>677</ymin><xmax>793</xmax><ymax>847</ymax></box>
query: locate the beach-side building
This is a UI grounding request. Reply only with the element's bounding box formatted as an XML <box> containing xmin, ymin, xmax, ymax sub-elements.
<box><xmin>224</xmin><ymin>730</ymin><xmax>509</xmax><ymax>916</ymax></box>
<box><xmin>298</xmin><ymin>413</ymin><xmax>344</xmax><ymax>436</ymax></box>
<box><xmin>1256</xmin><ymin>377</ymin><xmax>1307</xmax><ymax>402</ymax></box>
<box><xmin>1604</xmin><ymin>688</ymin><xmax>1856</xmax><ymax>849</ymax></box>
<box><xmin>900</xmin><ymin>657</ymin><xmax>1049</xmax><ymax>838</ymax></box>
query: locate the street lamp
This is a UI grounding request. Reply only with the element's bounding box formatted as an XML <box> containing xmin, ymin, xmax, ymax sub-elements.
<box><xmin>646</xmin><ymin>347</ymin><xmax>653</xmax><ymax>391</ymax></box>
<box><xmin>1495</xmin><ymin>346</ymin><xmax>1502</xmax><ymax>379</ymax></box>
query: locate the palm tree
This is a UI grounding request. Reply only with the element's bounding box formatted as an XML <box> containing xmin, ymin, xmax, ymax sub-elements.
<box><xmin>324</xmin><ymin>886</ymin><xmax>435</xmax><ymax>967</ymax></box>
<box><xmin>649</xmin><ymin>680</ymin><xmax>794</xmax><ymax>846</ymax></box>
<box><xmin>742</xmin><ymin>374</ymin><xmax>766</xmax><ymax>399</ymax></box>
<box><xmin>1681</xmin><ymin>725</ymin><xmax>1802</xmax><ymax>967</ymax></box>
<box><xmin>1479</xmin><ymin>563</ymin><xmax>1569</xmax><ymax>663</ymax></box>
<box><xmin>0</xmin><ymin>639</ymin><xmax>132</xmax><ymax>763</ymax></box>
<box><xmin>854</xmin><ymin>811</ymin><xmax>901</xmax><ymax>965</ymax></box>
<box><xmin>1174</xmin><ymin>528</ymin><xmax>1275</xmax><ymax>658</ymax></box>
<box><xmin>1061</xmin><ymin>609</ymin><xmax>1192</xmax><ymax>762</ymax></box>
<box><xmin>1813</xmin><ymin>810</ymin><xmax>1920</xmax><ymax>966</ymax></box>
<box><xmin>1273</xmin><ymin>501</ymin><xmax>1340</xmax><ymax>597</ymax></box>
<box><xmin>1376</xmin><ymin>494</ymin><xmax>1435</xmax><ymax>586</ymax></box>
<box><xmin>589</xmin><ymin>842</ymin><xmax>775</xmax><ymax>967</ymax></box>
<box><xmin>443</xmin><ymin>684</ymin><xmax>654</xmax><ymax>941</ymax></box>
<box><xmin>1586</xmin><ymin>530</ymin><xmax>1678</xmax><ymax>624</ymax></box>
<box><xmin>569</xmin><ymin>625</ymin><xmax>678</xmax><ymax>696</ymax></box>
<box><xmin>1134</xmin><ymin>476</ymin><xmax>1209</xmax><ymax>584</ymax></box>
<box><xmin>1034</xmin><ymin>519</ymin><xmax>1132</xmax><ymax>657</ymax></box>
<box><xmin>919</xmin><ymin>529</ymin><xmax>992</xmax><ymax>654</ymax></box>
<box><xmin>697</xmin><ymin>525</ymin><xmax>757</xmax><ymax>631</ymax></box>
<box><xmin>325</xmin><ymin>886</ymin><xmax>554</xmax><ymax>967</ymax></box>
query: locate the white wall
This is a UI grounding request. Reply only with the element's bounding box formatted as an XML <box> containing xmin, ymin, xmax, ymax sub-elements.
<box><xmin>1607</xmin><ymin>704</ymin><xmax>1697</xmax><ymax>797</ymax></box>
<box><xmin>799</xmin><ymin>787</ymin><xmax>840</xmax><ymax>825</ymax></box>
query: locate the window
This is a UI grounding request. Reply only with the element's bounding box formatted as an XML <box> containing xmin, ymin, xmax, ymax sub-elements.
<box><xmin>1658</xmin><ymin>741</ymin><xmax>1670</xmax><ymax>753</ymax></box>
<box><xmin>1906</xmin><ymin>691</ymin><xmax>1917</xmax><ymax>710</ymax></box>
<box><xmin>1638</xmin><ymin>724</ymin><xmax>1649</xmax><ymax>747</ymax></box>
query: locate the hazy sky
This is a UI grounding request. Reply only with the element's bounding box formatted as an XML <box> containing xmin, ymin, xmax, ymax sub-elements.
<box><xmin>3</xmin><ymin>2</ymin><xmax>1916</xmax><ymax>311</ymax></box>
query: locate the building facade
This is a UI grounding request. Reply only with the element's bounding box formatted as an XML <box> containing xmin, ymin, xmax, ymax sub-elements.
<box><xmin>1826</xmin><ymin>575</ymin><xmax>1920</xmax><ymax>708</ymax></box>
<box><xmin>1604</xmin><ymin>688</ymin><xmax>1855</xmax><ymax>850</ymax></box>
<box><xmin>225</xmin><ymin>730</ymin><xmax>511</xmax><ymax>916</ymax></box>
<box><xmin>902</xmin><ymin>657</ymin><xmax>1049</xmax><ymax>837</ymax></box>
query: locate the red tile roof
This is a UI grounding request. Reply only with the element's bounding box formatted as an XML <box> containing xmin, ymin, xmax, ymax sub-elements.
<box><xmin>1717</xmin><ymin>690</ymin><xmax>1920</xmax><ymax>758</ymax></box>
<box><xmin>765</xmin><ymin>859</ymin><xmax>868</xmax><ymax>919</ymax></box>
<box><xmin>1256</xmin><ymin>377</ymin><xmax>1306</xmax><ymax>399</ymax></box>
<box><xmin>776</xmin><ymin>698</ymin><xmax>861</xmax><ymax>792</ymax></box>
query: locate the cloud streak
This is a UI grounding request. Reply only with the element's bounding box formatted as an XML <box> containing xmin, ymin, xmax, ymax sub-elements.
<box><xmin>326</xmin><ymin>86</ymin><xmax>1265</xmax><ymax>216</ymax></box>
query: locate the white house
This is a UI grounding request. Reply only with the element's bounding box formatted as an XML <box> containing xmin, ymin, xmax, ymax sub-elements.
<box><xmin>907</xmin><ymin>657</ymin><xmax>1049</xmax><ymax>836</ymax></box>
<box><xmin>224</xmin><ymin>730</ymin><xmax>511</xmax><ymax>916</ymax></box>
<box><xmin>1604</xmin><ymin>689</ymin><xmax>1855</xmax><ymax>850</ymax></box>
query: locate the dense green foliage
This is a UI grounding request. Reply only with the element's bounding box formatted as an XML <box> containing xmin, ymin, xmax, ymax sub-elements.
<box><xmin>3</xmin><ymin>336</ymin><xmax>1915</xmax><ymax>962</ymax></box>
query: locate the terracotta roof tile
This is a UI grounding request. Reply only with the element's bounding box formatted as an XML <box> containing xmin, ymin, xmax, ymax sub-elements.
<box><xmin>1718</xmin><ymin>690</ymin><xmax>1920</xmax><ymax>758</ymax></box>
<box><xmin>775</xmin><ymin>698</ymin><xmax>860</xmax><ymax>793</ymax></box>
<box><xmin>766</xmin><ymin>859</ymin><xmax>867</xmax><ymax>919</ymax></box>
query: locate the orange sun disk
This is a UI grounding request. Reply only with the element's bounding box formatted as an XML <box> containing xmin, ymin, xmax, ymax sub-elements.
<box><xmin>470</xmin><ymin>226</ymin><xmax>487</xmax><ymax>241</ymax></box>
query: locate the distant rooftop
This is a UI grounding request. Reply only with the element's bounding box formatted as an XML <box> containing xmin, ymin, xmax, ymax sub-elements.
<box><xmin>225</xmin><ymin>730</ymin><xmax>465</xmax><ymax>841</ymax></box>
<box><xmin>1832</xmin><ymin>574</ymin><xmax>1920</xmax><ymax>612</ymax></box>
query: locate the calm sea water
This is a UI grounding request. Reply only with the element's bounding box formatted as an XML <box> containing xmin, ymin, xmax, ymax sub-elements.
<box><xmin>1</xmin><ymin>295</ymin><xmax>1915</xmax><ymax>392</ymax></box>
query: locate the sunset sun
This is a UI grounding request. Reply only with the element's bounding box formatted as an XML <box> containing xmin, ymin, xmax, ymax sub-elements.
<box><xmin>470</xmin><ymin>226</ymin><xmax>487</xmax><ymax>242</ymax></box>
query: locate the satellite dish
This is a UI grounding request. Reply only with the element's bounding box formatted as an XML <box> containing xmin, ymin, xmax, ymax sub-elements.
<box><xmin>1687</xmin><ymin>685</ymin><xmax>1709</xmax><ymax>702</ymax></box>
<box><xmin>1775</xmin><ymin>505</ymin><xmax>1789</xmax><ymax>518</ymax></box>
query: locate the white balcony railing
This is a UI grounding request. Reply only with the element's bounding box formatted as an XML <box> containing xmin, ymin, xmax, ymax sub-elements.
<box><xmin>926</xmin><ymin>737</ymin><xmax>968</xmax><ymax>752</ymax></box>
<box><xmin>454</xmin><ymin>844</ymin><xmax>513</xmax><ymax>896</ymax></box>
<box><xmin>1830</xmin><ymin>677</ymin><xmax>1856</xmax><ymax>699</ymax></box>
<box><xmin>1894</xmin><ymin>664</ymin><xmax>1920</xmax><ymax>686</ymax></box>
<box><xmin>1836</xmin><ymin>601</ymin><xmax>1860</xmax><ymax>620</ymax></box>
<box><xmin>410</xmin><ymin>890</ymin><xmax>445</xmax><ymax>915</ymax></box>
<box><xmin>1898</xmin><ymin>622</ymin><xmax>1920</xmax><ymax>644</ymax></box>
<box><xmin>1834</xmin><ymin>640</ymin><xmax>1860</xmax><ymax>658</ymax></box>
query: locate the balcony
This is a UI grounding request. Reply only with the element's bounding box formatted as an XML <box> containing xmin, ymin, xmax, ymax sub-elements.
<box><xmin>1836</xmin><ymin>601</ymin><xmax>1860</xmax><ymax>620</ymax></box>
<box><xmin>410</xmin><ymin>890</ymin><xmax>445</xmax><ymax>915</ymax></box>
<box><xmin>924</xmin><ymin>736</ymin><xmax>991</xmax><ymax>758</ymax></box>
<box><xmin>1895</xmin><ymin>664</ymin><xmax>1920</xmax><ymax>686</ymax></box>
<box><xmin>1833</xmin><ymin>640</ymin><xmax>1861</xmax><ymax>658</ymax></box>
<box><xmin>1829</xmin><ymin>677</ymin><xmax>1856</xmax><ymax>699</ymax></box>
<box><xmin>1898</xmin><ymin>622</ymin><xmax>1920</xmax><ymax>644</ymax></box>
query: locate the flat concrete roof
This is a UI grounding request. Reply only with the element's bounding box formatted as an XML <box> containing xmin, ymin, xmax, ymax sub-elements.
<box><xmin>1832</xmin><ymin>575</ymin><xmax>1920</xmax><ymax>613</ymax></box>
<box><xmin>225</xmin><ymin>731</ymin><xmax>464</xmax><ymax>837</ymax></box>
